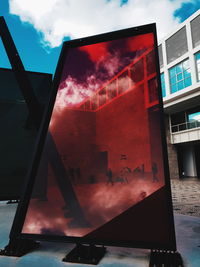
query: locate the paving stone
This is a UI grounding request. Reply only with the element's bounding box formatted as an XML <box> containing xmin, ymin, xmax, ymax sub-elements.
<box><xmin>171</xmin><ymin>179</ymin><xmax>200</xmax><ymax>217</ymax></box>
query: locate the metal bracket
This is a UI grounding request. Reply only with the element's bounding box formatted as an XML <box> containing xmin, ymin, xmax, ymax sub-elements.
<box><xmin>63</xmin><ymin>243</ymin><xmax>107</xmax><ymax>265</ymax></box>
<box><xmin>149</xmin><ymin>249</ymin><xmax>184</xmax><ymax>267</ymax></box>
<box><xmin>0</xmin><ymin>238</ymin><xmax>40</xmax><ymax>257</ymax></box>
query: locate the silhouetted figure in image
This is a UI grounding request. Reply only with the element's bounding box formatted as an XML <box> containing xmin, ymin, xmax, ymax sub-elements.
<box><xmin>106</xmin><ymin>168</ymin><xmax>114</xmax><ymax>185</ymax></box>
<box><xmin>133</xmin><ymin>166</ymin><xmax>141</xmax><ymax>173</ymax></box>
<box><xmin>152</xmin><ymin>162</ymin><xmax>159</xmax><ymax>182</ymax></box>
<box><xmin>120</xmin><ymin>167</ymin><xmax>130</xmax><ymax>183</ymax></box>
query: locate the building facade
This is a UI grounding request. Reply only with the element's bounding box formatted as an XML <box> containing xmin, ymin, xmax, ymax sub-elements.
<box><xmin>158</xmin><ymin>9</ymin><xmax>200</xmax><ymax>179</ymax></box>
<box><xmin>0</xmin><ymin>68</ymin><xmax>52</xmax><ymax>199</ymax></box>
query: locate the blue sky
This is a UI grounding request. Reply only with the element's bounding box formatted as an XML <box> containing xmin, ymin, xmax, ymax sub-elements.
<box><xmin>0</xmin><ymin>1</ymin><xmax>61</xmax><ymax>74</ymax></box>
<box><xmin>0</xmin><ymin>0</ymin><xmax>200</xmax><ymax>75</ymax></box>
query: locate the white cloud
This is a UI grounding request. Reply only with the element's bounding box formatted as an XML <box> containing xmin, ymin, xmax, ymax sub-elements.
<box><xmin>9</xmin><ymin>0</ymin><xmax>194</xmax><ymax>48</ymax></box>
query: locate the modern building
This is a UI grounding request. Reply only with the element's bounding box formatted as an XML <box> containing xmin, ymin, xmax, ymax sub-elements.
<box><xmin>158</xmin><ymin>9</ymin><xmax>200</xmax><ymax>179</ymax></box>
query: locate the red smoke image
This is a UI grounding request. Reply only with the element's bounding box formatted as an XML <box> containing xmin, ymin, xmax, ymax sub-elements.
<box><xmin>127</xmin><ymin>33</ymin><xmax>154</xmax><ymax>52</ymax></box>
<box><xmin>79</xmin><ymin>42</ymin><xmax>109</xmax><ymax>62</ymax></box>
<box><xmin>55</xmin><ymin>33</ymin><xmax>154</xmax><ymax>110</ymax></box>
<box><xmin>22</xmin><ymin>32</ymin><xmax>167</xmax><ymax>244</ymax></box>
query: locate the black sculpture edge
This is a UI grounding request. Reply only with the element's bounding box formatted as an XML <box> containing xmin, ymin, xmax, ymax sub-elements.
<box><xmin>0</xmin><ymin>238</ymin><xmax>40</xmax><ymax>257</ymax></box>
<box><xmin>0</xmin><ymin>15</ymin><xmax>43</xmax><ymax>257</ymax></box>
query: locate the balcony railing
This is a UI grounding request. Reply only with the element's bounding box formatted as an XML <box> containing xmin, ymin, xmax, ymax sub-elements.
<box><xmin>75</xmin><ymin>47</ymin><xmax>157</xmax><ymax>112</ymax></box>
<box><xmin>171</xmin><ymin>120</ymin><xmax>200</xmax><ymax>133</ymax></box>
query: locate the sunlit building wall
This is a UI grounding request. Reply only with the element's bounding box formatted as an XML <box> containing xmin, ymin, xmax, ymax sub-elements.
<box><xmin>158</xmin><ymin>9</ymin><xmax>200</xmax><ymax>179</ymax></box>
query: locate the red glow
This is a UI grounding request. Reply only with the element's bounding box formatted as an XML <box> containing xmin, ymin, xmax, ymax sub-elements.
<box><xmin>128</xmin><ymin>33</ymin><xmax>154</xmax><ymax>52</ymax></box>
<box><xmin>55</xmin><ymin>34</ymin><xmax>154</xmax><ymax>111</ymax></box>
<box><xmin>79</xmin><ymin>42</ymin><xmax>109</xmax><ymax>62</ymax></box>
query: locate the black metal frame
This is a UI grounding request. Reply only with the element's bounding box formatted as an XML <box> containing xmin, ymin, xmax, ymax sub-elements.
<box><xmin>0</xmin><ymin>17</ymin><xmax>42</xmax><ymax>127</ymax></box>
<box><xmin>0</xmin><ymin>17</ymin><xmax>53</xmax><ymax>201</ymax></box>
<box><xmin>5</xmin><ymin>21</ymin><xmax>177</xmax><ymax>251</ymax></box>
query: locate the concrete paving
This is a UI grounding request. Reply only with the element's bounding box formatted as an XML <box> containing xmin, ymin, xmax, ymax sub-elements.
<box><xmin>0</xmin><ymin>202</ymin><xmax>200</xmax><ymax>267</ymax></box>
<box><xmin>171</xmin><ymin>178</ymin><xmax>200</xmax><ymax>217</ymax></box>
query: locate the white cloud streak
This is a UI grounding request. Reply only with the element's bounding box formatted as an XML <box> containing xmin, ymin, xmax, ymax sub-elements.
<box><xmin>55</xmin><ymin>76</ymin><xmax>96</xmax><ymax>109</ymax></box>
<box><xmin>9</xmin><ymin>0</ymin><xmax>194</xmax><ymax>48</ymax></box>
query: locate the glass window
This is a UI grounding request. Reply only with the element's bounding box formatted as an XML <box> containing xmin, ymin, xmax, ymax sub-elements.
<box><xmin>99</xmin><ymin>88</ymin><xmax>107</xmax><ymax>106</ymax></box>
<box><xmin>196</xmin><ymin>52</ymin><xmax>200</xmax><ymax>61</ymax></box>
<box><xmin>195</xmin><ymin>52</ymin><xmax>200</xmax><ymax>82</ymax></box>
<box><xmin>148</xmin><ymin>77</ymin><xmax>158</xmax><ymax>103</ymax></box>
<box><xmin>146</xmin><ymin>50</ymin><xmax>156</xmax><ymax>76</ymax></box>
<box><xmin>85</xmin><ymin>100</ymin><xmax>91</xmax><ymax>110</ymax></box>
<box><xmin>107</xmin><ymin>80</ymin><xmax>117</xmax><ymax>100</ymax></box>
<box><xmin>171</xmin><ymin>84</ymin><xmax>177</xmax><ymax>93</ymax></box>
<box><xmin>166</xmin><ymin>26</ymin><xmax>188</xmax><ymax>64</ymax></box>
<box><xmin>185</xmin><ymin>77</ymin><xmax>192</xmax><ymax>87</ymax></box>
<box><xmin>160</xmin><ymin>73</ymin><xmax>166</xmax><ymax>97</ymax></box>
<box><xmin>170</xmin><ymin>76</ymin><xmax>176</xmax><ymax>85</ymax></box>
<box><xmin>188</xmin><ymin>111</ymin><xmax>200</xmax><ymax>129</ymax></box>
<box><xmin>171</xmin><ymin>112</ymin><xmax>186</xmax><ymax>125</ymax></box>
<box><xmin>182</xmin><ymin>60</ymin><xmax>189</xmax><ymax>71</ymax></box>
<box><xmin>130</xmin><ymin>59</ymin><xmax>144</xmax><ymax>83</ymax></box>
<box><xmin>191</xmin><ymin>14</ymin><xmax>200</xmax><ymax>48</ymax></box>
<box><xmin>118</xmin><ymin>70</ymin><xmax>129</xmax><ymax>94</ymax></box>
<box><xmin>176</xmin><ymin>64</ymin><xmax>182</xmax><ymax>74</ymax></box>
<box><xmin>169</xmin><ymin>68</ymin><xmax>176</xmax><ymax>78</ymax></box>
<box><xmin>183</xmin><ymin>69</ymin><xmax>191</xmax><ymax>78</ymax></box>
<box><xmin>169</xmin><ymin>58</ymin><xmax>192</xmax><ymax>93</ymax></box>
<box><xmin>177</xmin><ymin>73</ymin><xmax>183</xmax><ymax>81</ymax></box>
<box><xmin>177</xmin><ymin>81</ymin><xmax>184</xmax><ymax>90</ymax></box>
<box><xmin>91</xmin><ymin>95</ymin><xmax>98</xmax><ymax>110</ymax></box>
<box><xmin>158</xmin><ymin>45</ymin><xmax>163</xmax><ymax>68</ymax></box>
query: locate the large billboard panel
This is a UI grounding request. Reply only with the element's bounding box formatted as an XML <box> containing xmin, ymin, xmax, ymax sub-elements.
<box><xmin>11</xmin><ymin>24</ymin><xmax>176</xmax><ymax>250</ymax></box>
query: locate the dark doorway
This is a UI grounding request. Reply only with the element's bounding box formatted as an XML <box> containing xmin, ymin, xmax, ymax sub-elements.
<box><xmin>194</xmin><ymin>144</ymin><xmax>200</xmax><ymax>179</ymax></box>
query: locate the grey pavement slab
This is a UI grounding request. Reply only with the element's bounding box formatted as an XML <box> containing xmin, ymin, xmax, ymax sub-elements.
<box><xmin>0</xmin><ymin>202</ymin><xmax>199</xmax><ymax>266</ymax></box>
